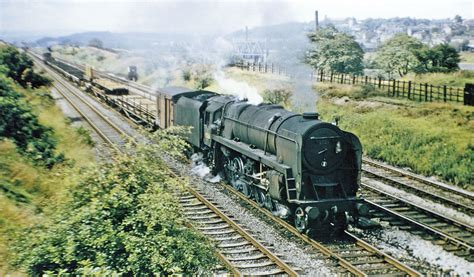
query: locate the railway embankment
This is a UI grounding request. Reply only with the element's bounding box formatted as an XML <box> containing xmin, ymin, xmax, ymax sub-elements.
<box><xmin>1</xmin><ymin>46</ymin><xmax>219</xmax><ymax>275</ymax></box>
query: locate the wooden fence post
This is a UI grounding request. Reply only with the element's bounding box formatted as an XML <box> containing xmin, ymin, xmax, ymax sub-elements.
<box><xmin>425</xmin><ymin>83</ymin><xmax>428</xmax><ymax>101</ymax></box>
<box><xmin>341</xmin><ymin>74</ymin><xmax>344</xmax><ymax>84</ymax></box>
<box><xmin>464</xmin><ymin>83</ymin><xmax>474</xmax><ymax>106</ymax></box>
<box><xmin>330</xmin><ymin>72</ymin><xmax>334</xmax><ymax>82</ymax></box>
<box><xmin>378</xmin><ymin>77</ymin><xmax>381</xmax><ymax>88</ymax></box>
<box><xmin>365</xmin><ymin>76</ymin><xmax>368</xmax><ymax>84</ymax></box>
<box><xmin>320</xmin><ymin>70</ymin><xmax>324</xmax><ymax>82</ymax></box>
<box><xmin>418</xmin><ymin>83</ymin><xmax>422</xmax><ymax>101</ymax></box>
<box><xmin>407</xmin><ymin>81</ymin><xmax>412</xmax><ymax>99</ymax></box>
<box><xmin>392</xmin><ymin>79</ymin><xmax>396</xmax><ymax>96</ymax></box>
<box><xmin>443</xmin><ymin>85</ymin><xmax>447</xmax><ymax>102</ymax></box>
<box><xmin>430</xmin><ymin>84</ymin><xmax>433</xmax><ymax>101</ymax></box>
<box><xmin>352</xmin><ymin>76</ymin><xmax>356</xmax><ymax>84</ymax></box>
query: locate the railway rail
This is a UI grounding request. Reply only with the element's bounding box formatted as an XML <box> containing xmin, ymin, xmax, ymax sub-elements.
<box><xmin>361</xmin><ymin>184</ymin><xmax>474</xmax><ymax>262</ymax></box>
<box><xmin>32</xmin><ymin>54</ymin><xmax>298</xmax><ymax>276</ymax></box>
<box><xmin>362</xmin><ymin>158</ymin><xmax>474</xmax><ymax>215</ymax></box>
<box><xmin>34</xmin><ymin>51</ymin><xmax>467</xmax><ymax>275</ymax></box>
<box><xmin>32</xmin><ymin>55</ymin><xmax>129</xmax><ymax>152</ymax></box>
<box><xmin>220</xmin><ymin>183</ymin><xmax>422</xmax><ymax>276</ymax></box>
<box><xmin>180</xmin><ymin>189</ymin><xmax>298</xmax><ymax>276</ymax></box>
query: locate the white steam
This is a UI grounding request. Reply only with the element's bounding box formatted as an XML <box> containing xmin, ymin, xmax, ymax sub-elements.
<box><xmin>214</xmin><ymin>71</ymin><xmax>263</xmax><ymax>105</ymax></box>
<box><xmin>190</xmin><ymin>153</ymin><xmax>221</xmax><ymax>183</ymax></box>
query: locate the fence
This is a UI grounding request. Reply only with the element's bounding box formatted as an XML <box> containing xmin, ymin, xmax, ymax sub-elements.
<box><xmin>234</xmin><ymin>61</ymin><xmax>473</xmax><ymax>105</ymax></box>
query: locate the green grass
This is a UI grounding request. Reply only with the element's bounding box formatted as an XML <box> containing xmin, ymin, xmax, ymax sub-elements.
<box><xmin>0</xmin><ymin>82</ymin><xmax>96</xmax><ymax>274</ymax></box>
<box><xmin>460</xmin><ymin>52</ymin><xmax>474</xmax><ymax>63</ymax></box>
<box><xmin>316</xmin><ymin>83</ymin><xmax>474</xmax><ymax>189</ymax></box>
<box><xmin>401</xmin><ymin>70</ymin><xmax>474</xmax><ymax>88</ymax></box>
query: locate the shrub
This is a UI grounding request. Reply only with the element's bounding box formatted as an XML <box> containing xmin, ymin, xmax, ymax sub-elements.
<box><xmin>0</xmin><ymin>45</ymin><xmax>51</xmax><ymax>88</ymax></box>
<box><xmin>0</xmin><ymin>78</ymin><xmax>63</xmax><ymax>167</ymax></box>
<box><xmin>182</xmin><ymin>69</ymin><xmax>192</xmax><ymax>81</ymax></box>
<box><xmin>11</xmin><ymin>141</ymin><xmax>218</xmax><ymax>275</ymax></box>
<box><xmin>263</xmin><ymin>88</ymin><xmax>292</xmax><ymax>107</ymax></box>
<box><xmin>195</xmin><ymin>74</ymin><xmax>214</xmax><ymax>89</ymax></box>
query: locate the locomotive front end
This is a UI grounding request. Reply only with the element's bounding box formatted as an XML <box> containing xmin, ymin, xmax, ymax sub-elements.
<box><xmin>293</xmin><ymin>117</ymin><xmax>368</xmax><ymax>235</ymax></box>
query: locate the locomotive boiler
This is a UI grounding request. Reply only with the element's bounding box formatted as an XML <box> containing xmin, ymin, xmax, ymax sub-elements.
<box><xmin>172</xmin><ymin>91</ymin><xmax>369</xmax><ymax>236</ymax></box>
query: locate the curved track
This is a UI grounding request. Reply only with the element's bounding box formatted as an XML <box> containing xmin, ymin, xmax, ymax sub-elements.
<box><xmin>362</xmin><ymin>158</ymin><xmax>474</xmax><ymax>215</ymax></box>
<box><xmin>33</xmin><ymin>55</ymin><xmax>129</xmax><ymax>152</ymax></box>
<box><xmin>33</xmin><ymin>55</ymin><xmax>298</xmax><ymax>276</ymax></box>
<box><xmin>361</xmin><ymin>184</ymin><xmax>473</xmax><ymax>262</ymax></box>
<box><xmin>221</xmin><ymin>184</ymin><xmax>421</xmax><ymax>276</ymax></box>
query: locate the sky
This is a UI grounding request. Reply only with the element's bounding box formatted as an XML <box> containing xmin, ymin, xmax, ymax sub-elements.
<box><xmin>0</xmin><ymin>0</ymin><xmax>473</xmax><ymax>36</ymax></box>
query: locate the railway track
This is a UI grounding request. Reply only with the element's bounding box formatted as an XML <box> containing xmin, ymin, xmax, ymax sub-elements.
<box><xmin>36</xmin><ymin>52</ymin><xmax>465</xmax><ymax>275</ymax></box>
<box><xmin>362</xmin><ymin>158</ymin><xmax>474</xmax><ymax>215</ymax></box>
<box><xmin>180</xmin><ymin>189</ymin><xmax>297</xmax><ymax>276</ymax></box>
<box><xmin>220</xmin><ymin>183</ymin><xmax>421</xmax><ymax>276</ymax></box>
<box><xmin>361</xmin><ymin>184</ymin><xmax>474</xmax><ymax>262</ymax></box>
<box><xmin>32</xmin><ymin>55</ymin><xmax>129</xmax><ymax>152</ymax></box>
<box><xmin>33</xmin><ymin>56</ymin><xmax>298</xmax><ymax>276</ymax></box>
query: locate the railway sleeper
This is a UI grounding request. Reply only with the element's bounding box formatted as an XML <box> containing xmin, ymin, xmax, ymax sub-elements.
<box><xmin>188</xmin><ymin>214</ymin><xmax>219</xmax><ymax>220</ymax></box>
<box><xmin>418</xmin><ymin>218</ymin><xmax>440</xmax><ymax>224</ymax></box>
<box><xmin>234</xmin><ymin>260</ymin><xmax>275</xmax><ymax>269</ymax></box>
<box><xmin>202</xmin><ymin>229</ymin><xmax>236</xmax><ymax>236</ymax></box>
<box><xmin>213</xmin><ymin>235</ymin><xmax>242</xmax><ymax>241</ymax></box>
<box><xmin>348</xmin><ymin>258</ymin><xmax>385</xmax><ymax>265</ymax></box>
<box><xmin>197</xmin><ymin>224</ymin><xmax>229</xmax><ymax>231</ymax></box>
<box><xmin>226</xmin><ymin>254</ymin><xmax>266</xmax><ymax>262</ymax></box>
<box><xmin>218</xmin><ymin>241</ymin><xmax>252</xmax><ymax>248</ymax></box>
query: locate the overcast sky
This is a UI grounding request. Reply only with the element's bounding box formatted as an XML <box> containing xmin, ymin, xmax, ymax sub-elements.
<box><xmin>1</xmin><ymin>0</ymin><xmax>472</xmax><ymax>36</ymax></box>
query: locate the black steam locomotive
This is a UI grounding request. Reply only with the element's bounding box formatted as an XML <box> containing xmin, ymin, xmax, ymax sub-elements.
<box><xmin>168</xmin><ymin>88</ymin><xmax>368</xmax><ymax>235</ymax></box>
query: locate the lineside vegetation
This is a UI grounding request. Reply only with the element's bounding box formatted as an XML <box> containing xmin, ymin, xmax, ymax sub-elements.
<box><xmin>1</xmin><ymin>46</ymin><xmax>218</xmax><ymax>275</ymax></box>
<box><xmin>316</xmin><ymin>82</ymin><xmax>474</xmax><ymax>189</ymax></box>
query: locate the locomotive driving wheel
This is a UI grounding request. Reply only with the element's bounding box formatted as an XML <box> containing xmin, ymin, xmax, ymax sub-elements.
<box><xmin>224</xmin><ymin>157</ymin><xmax>244</xmax><ymax>187</ymax></box>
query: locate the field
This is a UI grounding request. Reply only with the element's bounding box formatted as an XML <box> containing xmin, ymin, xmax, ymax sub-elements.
<box><xmin>401</xmin><ymin>70</ymin><xmax>474</xmax><ymax>88</ymax></box>
<box><xmin>460</xmin><ymin>51</ymin><xmax>474</xmax><ymax>63</ymax></box>
<box><xmin>316</xmin><ymin>82</ymin><xmax>473</xmax><ymax>189</ymax></box>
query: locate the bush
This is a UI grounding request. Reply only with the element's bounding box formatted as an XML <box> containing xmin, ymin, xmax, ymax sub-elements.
<box><xmin>195</xmin><ymin>74</ymin><xmax>214</xmax><ymax>89</ymax></box>
<box><xmin>0</xmin><ymin>78</ymin><xmax>63</xmax><ymax>167</ymax></box>
<box><xmin>263</xmin><ymin>88</ymin><xmax>292</xmax><ymax>107</ymax></box>
<box><xmin>0</xmin><ymin>45</ymin><xmax>51</xmax><ymax>88</ymax></box>
<box><xmin>316</xmin><ymin>83</ymin><xmax>379</xmax><ymax>100</ymax></box>
<box><xmin>182</xmin><ymin>69</ymin><xmax>192</xmax><ymax>81</ymax></box>
<box><xmin>11</xmin><ymin>141</ymin><xmax>218</xmax><ymax>275</ymax></box>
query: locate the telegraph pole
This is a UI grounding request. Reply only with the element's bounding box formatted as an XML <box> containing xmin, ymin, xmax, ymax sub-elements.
<box><xmin>315</xmin><ymin>10</ymin><xmax>319</xmax><ymax>31</ymax></box>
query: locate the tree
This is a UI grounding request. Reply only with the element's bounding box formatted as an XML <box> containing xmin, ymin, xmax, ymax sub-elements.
<box><xmin>306</xmin><ymin>26</ymin><xmax>364</xmax><ymax>75</ymax></box>
<box><xmin>417</xmin><ymin>43</ymin><xmax>460</xmax><ymax>73</ymax></box>
<box><xmin>88</xmin><ymin>38</ymin><xmax>103</xmax><ymax>49</ymax></box>
<box><xmin>454</xmin><ymin>15</ymin><xmax>463</xmax><ymax>24</ymax></box>
<box><xmin>374</xmin><ymin>33</ymin><xmax>426</xmax><ymax>78</ymax></box>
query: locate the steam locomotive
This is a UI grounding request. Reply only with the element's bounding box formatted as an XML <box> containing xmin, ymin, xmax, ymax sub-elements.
<box><xmin>168</xmin><ymin>88</ymin><xmax>369</xmax><ymax>235</ymax></box>
<box><xmin>36</xmin><ymin>50</ymin><xmax>368</xmax><ymax>235</ymax></box>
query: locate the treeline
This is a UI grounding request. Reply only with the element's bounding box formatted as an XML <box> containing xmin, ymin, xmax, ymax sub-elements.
<box><xmin>0</xmin><ymin>45</ymin><xmax>62</xmax><ymax>167</ymax></box>
<box><xmin>306</xmin><ymin>26</ymin><xmax>461</xmax><ymax>78</ymax></box>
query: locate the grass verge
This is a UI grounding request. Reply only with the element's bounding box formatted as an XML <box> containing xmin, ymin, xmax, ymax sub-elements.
<box><xmin>316</xmin><ymin>82</ymin><xmax>474</xmax><ymax>189</ymax></box>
